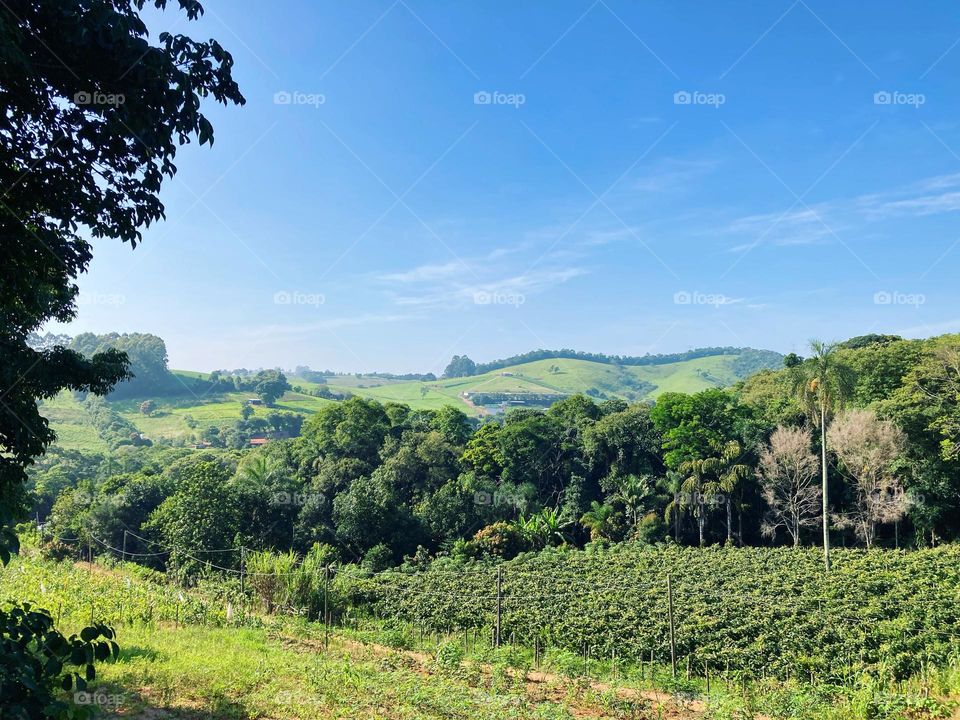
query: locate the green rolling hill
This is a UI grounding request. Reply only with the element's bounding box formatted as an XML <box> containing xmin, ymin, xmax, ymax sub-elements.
<box><xmin>41</xmin><ymin>348</ymin><xmax>782</xmax><ymax>449</ymax></box>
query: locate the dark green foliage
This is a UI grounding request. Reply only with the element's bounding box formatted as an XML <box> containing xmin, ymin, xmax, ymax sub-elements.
<box><xmin>443</xmin><ymin>355</ymin><xmax>477</xmax><ymax>378</ymax></box>
<box><xmin>146</xmin><ymin>461</ymin><xmax>241</xmax><ymax>577</ymax></box>
<box><xmin>0</xmin><ymin>602</ymin><xmax>119</xmax><ymax>720</ymax></box>
<box><xmin>253</xmin><ymin>370</ymin><xmax>290</xmax><ymax>406</ymax></box>
<box><xmin>70</xmin><ymin>333</ymin><xmax>176</xmax><ymax>399</ymax></box>
<box><xmin>0</xmin><ymin>0</ymin><xmax>243</xmax><ymax>545</ymax></box>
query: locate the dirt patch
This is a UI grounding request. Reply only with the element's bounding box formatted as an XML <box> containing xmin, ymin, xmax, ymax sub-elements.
<box><xmin>276</xmin><ymin>630</ymin><xmax>710</xmax><ymax>719</ymax></box>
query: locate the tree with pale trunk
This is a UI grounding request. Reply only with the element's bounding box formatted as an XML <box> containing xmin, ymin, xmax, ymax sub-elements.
<box><xmin>758</xmin><ymin>426</ymin><xmax>821</xmax><ymax>547</ymax></box>
<box><xmin>828</xmin><ymin>409</ymin><xmax>908</xmax><ymax>548</ymax></box>
<box><xmin>791</xmin><ymin>340</ymin><xmax>856</xmax><ymax>571</ymax></box>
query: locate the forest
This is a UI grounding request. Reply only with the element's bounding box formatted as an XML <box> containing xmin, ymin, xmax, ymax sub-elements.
<box><xmin>30</xmin><ymin>332</ymin><xmax>960</xmax><ymax>575</ymax></box>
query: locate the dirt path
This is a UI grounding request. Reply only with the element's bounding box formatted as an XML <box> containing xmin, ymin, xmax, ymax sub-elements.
<box><xmin>277</xmin><ymin>630</ymin><xmax>718</xmax><ymax>719</ymax></box>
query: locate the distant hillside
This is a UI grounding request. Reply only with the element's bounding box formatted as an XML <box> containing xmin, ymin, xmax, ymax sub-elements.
<box><xmin>469</xmin><ymin>347</ymin><xmax>783</xmax><ymax>375</ymax></box>
<box><xmin>42</xmin><ymin>345</ymin><xmax>783</xmax><ymax>449</ymax></box>
<box><xmin>323</xmin><ymin>348</ymin><xmax>784</xmax><ymax>416</ymax></box>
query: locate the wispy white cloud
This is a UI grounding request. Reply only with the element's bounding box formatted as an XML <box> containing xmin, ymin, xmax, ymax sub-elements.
<box><xmin>378</xmin><ymin>260</ymin><xmax>464</xmax><ymax>283</ymax></box>
<box><xmin>377</xmin><ymin>238</ymin><xmax>589</xmax><ymax>310</ymax></box>
<box><xmin>239</xmin><ymin>314</ymin><xmax>418</xmax><ymax>338</ymax></box>
<box><xmin>723</xmin><ymin>172</ymin><xmax>960</xmax><ymax>253</ymax></box>
<box><xmin>630</xmin><ymin>158</ymin><xmax>719</xmax><ymax>193</ymax></box>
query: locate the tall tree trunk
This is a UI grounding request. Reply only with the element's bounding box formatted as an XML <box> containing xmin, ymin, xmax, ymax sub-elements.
<box><xmin>698</xmin><ymin>511</ymin><xmax>705</xmax><ymax>547</ymax></box>
<box><xmin>737</xmin><ymin>493</ymin><xmax>743</xmax><ymax>545</ymax></box>
<box><xmin>726</xmin><ymin>498</ymin><xmax>733</xmax><ymax>544</ymax></box>
<box><xmin>821</xmin><ymin>404</ymin><xmax>831</xmax><ymax>572</ymax></box>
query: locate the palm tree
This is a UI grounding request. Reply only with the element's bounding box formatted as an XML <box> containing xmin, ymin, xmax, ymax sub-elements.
<box><xmin>661</xmin><ymin>471</ymin><xmax>685</xmax><ymax>543</ymax></box>
<box><xmin>580</xmin><ymin>501</ymin><xmax>617</xmax><ymax>541</ymax></box>
<box><xmin>616</xmin><ymin>474</ymin><xmax>653</xmax><ymax>538</ymax></box>
<box><xmin>791</xmin><ymin>340</ymin><xmax>856</xmax><ymax>572</ymax></box>
<box><xmin>677</xmin><ymin>457</ymin><xmax>711</xmax><ymax>546</ymax></box>
<box><xmin>701</xmin><ymin>441</ymin><xmax>750</xmax><ymax>545</ymax></box>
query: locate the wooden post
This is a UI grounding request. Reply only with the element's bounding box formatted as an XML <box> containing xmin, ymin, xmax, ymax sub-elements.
<box><xmin>494</xmin><ymin>567</ymin><xmax>502</xmax><ymax>648</ymax></box>
<box><xmin>122</xmin><ymin>530</ymin><xmax>128</xmax><ymax>563</ymax></box>
<box><xmin>323</xmin><ymin>565</ymin><xmax>330</xmax><ymax>651</ymax></box>
<box><xmin>667</xmin><ymin>574</ymin><xmax>677</xmax><ymax>679</ymax></box>
<box><xmin>240</xmin><ymin>546</ymin><xmax>246</xmax><ymax>596</ymax></box>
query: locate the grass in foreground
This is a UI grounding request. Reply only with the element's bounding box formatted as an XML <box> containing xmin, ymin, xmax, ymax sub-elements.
<box><xmin>3</xmin><ymin>554</ymin><xmax>958</xmax><ymax>719</ymax></box>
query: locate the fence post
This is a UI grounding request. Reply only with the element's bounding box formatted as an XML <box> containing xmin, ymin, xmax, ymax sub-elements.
<box><xmin>667</xmin><ymin>573</ymin><xmax>677</xmax><ymax>679</ymax></box>
<box><xmin>324</xmin><ymin>565</ymin><xmax>330</xmax><ymax>651</ymax></box>
<box><xmin>494</xmin><ymin>567</ymin><xmax>502</xmax><ymax>648</ymax></box>
<box><xmin>240</xmin><ymin>546</ymin><xmax>246</xmax><ymax>596</ymax></box>
<box><xmin>122</xmin><ymin>530</ymin><xmax>128</xmax><ymax>563</ymax></box>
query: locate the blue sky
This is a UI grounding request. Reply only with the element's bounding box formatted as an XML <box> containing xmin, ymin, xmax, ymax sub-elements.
<box><xmin>58</xmin><ymin>0</ymin><xmax>960</xmax><ymax>373</ymax></box>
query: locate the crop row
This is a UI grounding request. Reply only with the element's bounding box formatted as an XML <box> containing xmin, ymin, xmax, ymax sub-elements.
<box><xmin>338</xmin><ymin>545</ymin><xmax>960</xmax><ymax>681</ymax></box>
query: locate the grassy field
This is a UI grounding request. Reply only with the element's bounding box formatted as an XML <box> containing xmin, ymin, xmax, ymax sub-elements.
<box><xmin>0</xmin><ymin>554</ymin><xmax>703</xmax><ymax>719</ymax></box>
<box><xmin>39</xmin><ymin>394</ymin><xmax>110</xmax><ymax>453</ymax></box>
<box><xmin>326</xmin><ymin>355</ymin><xmax>750</xmax><ymax>414</ymax></box>
<box><xmin>2</xmin><ymin>552</ymin><xmax>954</xmax><ymax>720</ymax></box>
<box><xmin>42</xmin><ymin>352</ymin><xmax>764</xmax><ymax>450</ymax></box>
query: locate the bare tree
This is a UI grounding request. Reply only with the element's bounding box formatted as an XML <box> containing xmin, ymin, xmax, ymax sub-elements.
<box><xmin>758</xmin><ymin>426</ymin><xmax>821</xmax><ymax>546</ymax></box>
<box><xmin>827</xmin><ymin>409</ymin><xmax>908</xmax><ymax>547</ymax></box>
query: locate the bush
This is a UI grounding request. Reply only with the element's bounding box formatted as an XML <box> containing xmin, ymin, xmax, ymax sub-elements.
<box><xmin>434</xmin><ymin>640</ymin><xmax>465</xmax><ymax>674</ymax></box>
<box><xmin>362</xmin><ymin>544</ymin><xmax>394</xmax><ymax>573</ymax></box>
<box><xmin>465</xmin><ymin>522</ymin><xmax>528</xmax><ymax>560</ymax></box>
<box><xmin>0</xmin><ymin>602</ymin><xmax>119</xmax><ymax>720</ymax></box>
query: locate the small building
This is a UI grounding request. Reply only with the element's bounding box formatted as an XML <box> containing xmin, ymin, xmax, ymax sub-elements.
<box><xmin>249</xmin><ymin>437</ymin><xmax>269</xmax><ymax>447</ymax></box>
<box><xmin>246</xmin><ymin>398</ymin><xmax>263</xmax><ymax>406</ymax></box>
